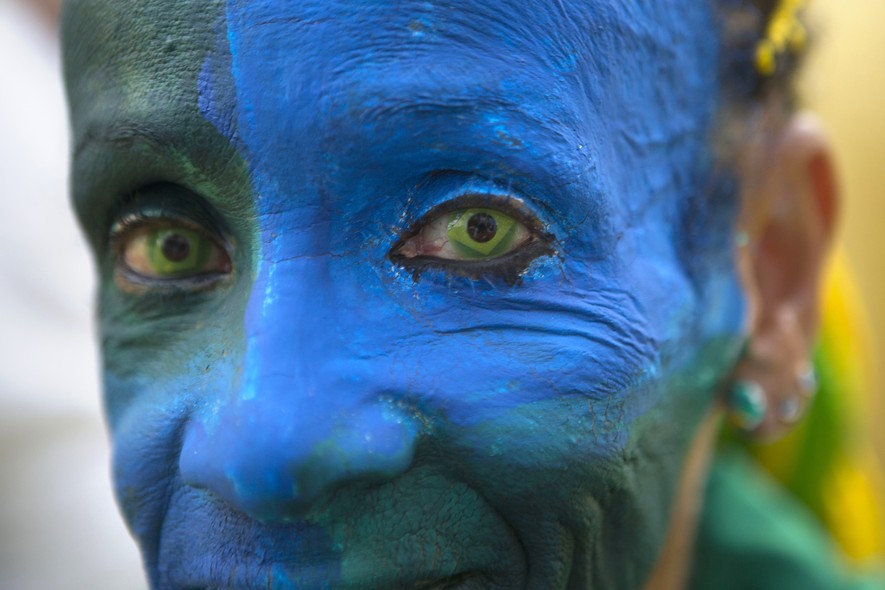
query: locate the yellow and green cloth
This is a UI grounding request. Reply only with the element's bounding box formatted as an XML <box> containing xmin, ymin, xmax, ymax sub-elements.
<box><xmin>693</xmin><ymin>251</ymin><xmax>885</xmax><ymax>588</ymax></box>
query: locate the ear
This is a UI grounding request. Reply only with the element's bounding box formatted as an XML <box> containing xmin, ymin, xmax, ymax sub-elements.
<box><xmin>732</xmin><ymin>113</ymin><xmax>839</xmax><ymax>439</ymax></box>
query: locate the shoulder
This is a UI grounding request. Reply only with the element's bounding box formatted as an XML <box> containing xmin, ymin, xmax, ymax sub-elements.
<box><xmin>690</xmin><ymin>448</ymin><xmax>885</xmax><ymax>590</ymax></box>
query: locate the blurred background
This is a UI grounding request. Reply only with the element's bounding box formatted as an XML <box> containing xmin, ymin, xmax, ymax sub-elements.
<box><xmin>0</xmin><ymin>0</ymin><xmax>147</xmax><ymax>588</ymax></box>
<box><xmin>803</xmin><ymin>0</ymin><xmax>885</xmax><ymax>456</ymax></box>
<box><xmin>0</xmin><ymin>0</ymin><xmax>881</xmax><ymax>589</ymax></box>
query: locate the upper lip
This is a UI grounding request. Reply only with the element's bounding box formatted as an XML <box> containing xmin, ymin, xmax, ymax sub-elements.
<box><xmin>190</xmin><ymin>571</ymin><xmax>484</xmax><ymax>590</ymax></box>
<box><xmin>412</xmin><ymin>571</ymin><xmax>485</xmax><ymax>589</ymax></box>
<box><xmin>158</xmin><ymin>464</ymin><xmax>513</xmax><ymax>590</ymax></box>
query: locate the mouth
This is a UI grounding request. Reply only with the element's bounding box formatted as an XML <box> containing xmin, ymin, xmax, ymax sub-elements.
<box><xmin>160</xmin><ymin>466</ymin><xmax>518</xmax><ymax>590</ymax></box>
<box><xmin>412</xmin><ymin>571</ymin><xmax>486</xmax><ymax>589</ymax></box>
<box><xmin>195</xmin><ymin>571</ymin><xmax>486</xmax><ymax>590</ymax></box>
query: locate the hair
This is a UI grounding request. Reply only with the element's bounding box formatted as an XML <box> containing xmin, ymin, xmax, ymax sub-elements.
<box><xmin>718</xmin><ymin>0</ymin><xmax>808</xmax><ymax>111</ymax></box>
<box><xmin>676</xmin><ymin>1</ymin><xmax>809</xmax><ymax>291</ymax></box>
<box><xmin>707</xmin><ymin>0</ymin><xmax>810</xmax><ymax>176</ymax></box>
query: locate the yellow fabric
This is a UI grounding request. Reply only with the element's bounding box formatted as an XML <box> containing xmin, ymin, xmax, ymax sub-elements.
<box><xmin>744</xmin><ymin>251</ymin><xmax>885</xmax><ymax>563</ymax></box>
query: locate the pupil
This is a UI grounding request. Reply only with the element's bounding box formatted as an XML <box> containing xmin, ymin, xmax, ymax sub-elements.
<box><xmin>161</xmin><ymin>233</ymin><xmax>191</xmax><ymax>262</ymax></box>
<box><xmin>466</xmin><ymin>213</ymin><xmax>497</xmax><ymax>243</ymax></box>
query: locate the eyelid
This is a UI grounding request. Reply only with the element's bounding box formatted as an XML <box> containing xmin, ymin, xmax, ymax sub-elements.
<box><xmin>108</xmin><ymin>185</ymin><xmax>238</xmax><ymax>254</ymax></box>
<box><xmin>105</xmin><ymin>181</ymin><xmax>233</xmax><ymax>243</ymax></box>
<box><xmin>110</xmin><ymin>210</ymin><xmax>225</xmax><ymax>246</ymax></box>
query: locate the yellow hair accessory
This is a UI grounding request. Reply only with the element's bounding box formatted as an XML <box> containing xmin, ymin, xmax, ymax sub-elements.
<box><xmin>755</xmin><ymin>0</ymin><xmax>808</xmax><ymax>76</ymax></box>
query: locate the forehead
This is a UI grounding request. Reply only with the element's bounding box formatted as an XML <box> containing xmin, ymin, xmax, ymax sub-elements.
<box><xmin>65</xmin><ymin>0</ymin><xmax>722</xmax><ymax>234</ymax></box>
<box><xmin>64</xmin><ymin>0</ymin><xmax>719</xmax><ymax>136</ymax></box>
<box><xmin>63</xmin><ymin>0</ymin><xmax>699</xmax><ymax>60</ymax></box>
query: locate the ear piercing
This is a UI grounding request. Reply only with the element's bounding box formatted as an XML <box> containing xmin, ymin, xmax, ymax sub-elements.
<box><xmin>779</xmin><ymin>362</ymin><xmax>817</xmax><ymax>424</ymax></box>
<box><xmin>728</xmin><ymin>380</ymin><xmax>768</xmax><ymax>431</ymax></box>
<box><xmin>727</xmin><ymin>362</ymin><xmax>817</xmax><ymax>435</ymax></box>
<box><xmin>777</xmin><ymin>397</ymin><xmax>802</xmax><ymax>424</ymax></box>
<box><xmin>797</xmin><ymin>362</ymin><xmax>818</xmax><ymax>398</ymax></box>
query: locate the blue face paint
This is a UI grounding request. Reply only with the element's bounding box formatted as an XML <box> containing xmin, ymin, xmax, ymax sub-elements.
<box><xmin>64</xmin><ymin>1</ymin><xmax>747</xmax><ymax>588</ymax></box>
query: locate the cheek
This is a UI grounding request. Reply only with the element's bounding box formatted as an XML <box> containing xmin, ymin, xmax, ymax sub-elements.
<box><xmin>413</xmin><ymin>240</ymin><xmax>734</xmax><ymax>530</ymax></box>
<box><xmin>383</xmin><ymin>248</ymin><xmax>701</xmax><ymax>417</ymax></box>
<box><xmin>374</xmin><ymin>271</ymin><xmax>660</xmax><ymax>427</ymax></box>
<box><xmin>101</xmin><ymin>320</ymin><xmax>246</xmax><ymax>536</ymax></box>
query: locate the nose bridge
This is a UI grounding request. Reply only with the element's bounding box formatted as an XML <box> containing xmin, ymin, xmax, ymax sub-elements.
<box><xmin>247</xmin><ymin>234</ymin><xmax>336</xmax><ymax>386</ymax></box>
<box><xmin>179</xmin><ymin>255</ymin><xmax>420</xmax><ymax>521</ymax></box>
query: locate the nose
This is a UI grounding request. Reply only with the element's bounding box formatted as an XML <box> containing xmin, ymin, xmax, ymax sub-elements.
<box><xmin>178</xmin><ymin>257</ymin><xmax>421</xmax><ymax>522</ymax></box>
<box><xmin>179</xmin><ymin>388</ymin><xmax>420</xmax><ymax>521</ymax></box>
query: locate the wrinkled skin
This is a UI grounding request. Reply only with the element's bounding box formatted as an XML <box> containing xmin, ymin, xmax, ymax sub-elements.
<box><xmin>64</xmin><ymin>1</ymin><xmax>747</xmax><ymax>588</ymax></box>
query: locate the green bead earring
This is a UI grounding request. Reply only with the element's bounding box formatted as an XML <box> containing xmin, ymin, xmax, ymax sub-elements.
<box><xmin>728</xmin><ymin>380</ymin><xmax>768</xmax><ymax>431</ymax></box>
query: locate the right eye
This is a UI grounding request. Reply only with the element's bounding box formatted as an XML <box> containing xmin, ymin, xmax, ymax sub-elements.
<box><xmin>112</xmin><ymin>220</ymin><xmax>232</xmax><ymax>285</ymax></box>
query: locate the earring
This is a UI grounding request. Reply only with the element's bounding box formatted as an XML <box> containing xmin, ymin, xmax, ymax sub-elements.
<box><xmin>775</xmin><ymin>361</ymin><xmax>817</xmax><ymax>425</ymax></box>
<box><xmin>728</xmin><ymin>379</ymin><xmax>768</xmax><ymax>431</ymax></box>
<box><xmin>727</xmin><ymin>352</ymin><xmax>817</xmax><ymax>436</ymax></box>
<box><xmin>777</xmin><ymin>396</ymin><xmax>803</xmax><ymax>424</ymax></box>
<box><xmin>796</xmin><ymin>361</ymin><xmax>818</xmax><ymax>398</ymax></box>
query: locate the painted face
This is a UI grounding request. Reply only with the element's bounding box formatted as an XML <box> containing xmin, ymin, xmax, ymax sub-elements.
<box><xmin>65</xmin><ymin>1</ymin><xmax>748</xmax><ymax>588</ymax></box>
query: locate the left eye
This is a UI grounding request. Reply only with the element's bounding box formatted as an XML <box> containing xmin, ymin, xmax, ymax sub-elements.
<box><xmin>395</xmin><ymin>207</ymin><xmax>532</xmax><ymax>261</ymax></box>
<box><xmin>116</xmin><ymin>225</ymin><xmax>232</xmax><ymax>281</ymax></box>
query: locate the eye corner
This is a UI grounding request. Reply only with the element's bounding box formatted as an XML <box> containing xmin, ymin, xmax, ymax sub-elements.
<box><xmin>113</xmin><ymin>264</ymin><xmax>235</xmax><ymax>296</ymax></box>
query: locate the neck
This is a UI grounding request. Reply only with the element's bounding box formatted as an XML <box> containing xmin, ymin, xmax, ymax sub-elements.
<box><xmin>642</xmin><ymin>408</ymin><xmax>721</xmax><ymax>590</ymax></box>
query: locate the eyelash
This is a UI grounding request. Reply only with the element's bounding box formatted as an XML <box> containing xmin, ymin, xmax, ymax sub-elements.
<box><xmin>109</xmin><ymin>211</ymin><xmax>200</xmax><ymax>251</ymax></box>
<box><xmin>388</xmin><ymin>193</ymin><xmax>555</xmax><ymax>284</ymax></box>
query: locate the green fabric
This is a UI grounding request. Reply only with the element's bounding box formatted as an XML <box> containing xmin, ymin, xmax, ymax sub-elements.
<box><xmin>690</xmin><ymin>448</ymin><xmax>885</xmax><ymax>590</ymax></box>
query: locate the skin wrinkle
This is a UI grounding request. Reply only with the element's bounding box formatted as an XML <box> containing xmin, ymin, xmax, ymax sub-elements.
<box><xmin>73</xmin><ymin>122</ymin><xmax>171</xmax><ymax>160</ymax></box>
<box><xmin>232</xmin><ymin>1</ymin><xmax>589</xmax><ymax>80</ymax></box>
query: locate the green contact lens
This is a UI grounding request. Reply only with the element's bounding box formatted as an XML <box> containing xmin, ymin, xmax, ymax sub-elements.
<box><xmin>143</xmin><ymin>228</ymin><xmax>212</xmax><ymax>277</ymax></box>
<box><xmin>447</xmin><ymin>208</ymin><xmax>519</xmax><ymax>259</ymax></box>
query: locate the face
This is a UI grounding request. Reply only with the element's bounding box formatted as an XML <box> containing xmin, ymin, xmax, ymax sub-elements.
<box><xmin>64</xmin><ymin>1</ymin><xmax>748</xmax><ymax>588</ymax></box>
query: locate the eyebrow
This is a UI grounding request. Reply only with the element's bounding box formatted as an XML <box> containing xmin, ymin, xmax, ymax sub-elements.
<box><xmin>69</xmin><ymin>117</ymin><xmax>222</xmax><ymax>217</ymax></box>
<box><xmin>74</xmin><ymin>121</ymin><xmax>176</xmax><ymax>162</ymax></box>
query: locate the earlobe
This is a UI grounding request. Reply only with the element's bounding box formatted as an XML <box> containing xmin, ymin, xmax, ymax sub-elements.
<box><xmin>730</xmin><ymin>113</ymin><xmax>839</xmax><ymax>440</ymax></box>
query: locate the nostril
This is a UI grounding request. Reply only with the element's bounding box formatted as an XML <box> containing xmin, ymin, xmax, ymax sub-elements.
<box><xmin>179</xmin><ymin>399</ymin><xmax>422</xmax><ymax>522</ymax></box>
